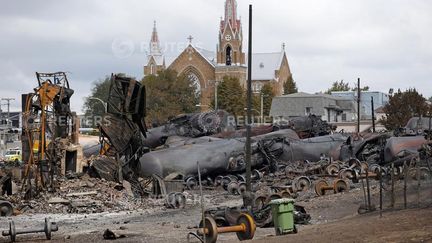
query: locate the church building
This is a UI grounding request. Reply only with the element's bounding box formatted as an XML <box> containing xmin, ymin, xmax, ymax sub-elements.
<box><xmin>143</xmin><ymin>0</ymin><xmax>293</xmax><ymax>109</ymax></box>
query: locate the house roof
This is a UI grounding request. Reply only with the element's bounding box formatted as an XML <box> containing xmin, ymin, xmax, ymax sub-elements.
<box><xmin>247</xmin><ymin>52</ymin><xmax>285</xmax><ymax>81</ymax></box>
<box><xmin>270</xmin><ymin>92</ymin><xmax>356</xmax><ymax>117</ymax></box>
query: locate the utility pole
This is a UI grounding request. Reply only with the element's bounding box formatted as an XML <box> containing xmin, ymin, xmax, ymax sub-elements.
<box><xmin>215</xmin><ymin>83</ymin><xmax>218</xmax><ymax>111</ymax></box>
<box><xmin>357</xmin><ymin>78</ymin><xmax>361</xmax><ymax>134</ymax></box>
<box><xmin>371</xmin><ymin>96</ymin><xmax>376</xmax><ymax>133</ymax></box>
<box><xmin>212</xmin><ymin>80</ymin><xmax>220</xmax><ymax>111</ymax></box>
<box><xmin>245</xmin><ymin>4</ymin><xmax>253</xmax><ymax>209</ymax></box>
<box><xmin>1</xmin><ymin>98</ymin><xmax>15</xmax><ymax>127</ymax></box>
<box><xmin>259</xmin><ymin>93</ymin><xmax>269</xmax><ymax>124</ymax></box>
<box><xmin>1</xmin><ymin>98</ymin><xmax>14</xmax><ymax>151</ymax></box>
<box><xmin>260</xmin><ymin>93</ymin><xmax>263</xmax><ymax>123</ymax></box>
<box><xmin>0</xmin><ymin>102</ymin><xmax>2</xmax><ymax>153</ymax></box>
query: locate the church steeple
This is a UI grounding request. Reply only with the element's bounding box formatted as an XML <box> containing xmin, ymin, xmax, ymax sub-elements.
<box><xmin>225</xmin><ymin>0</ymin><xmax>237</xmax><ymax>30</ymax></box>
<box><xmin>149</xmin><ymin>21</ymin><xmax>162</xmax><ymax>56</ymax></box>
<box><xmin>144</xmin><ymin>21</ymin><xmax>164</xmax><ymax>76</ymax></box>
<box><xmin>217</xmin><ymin>0</ymin><xmax>244</xmax><ymax>66</ymax></box>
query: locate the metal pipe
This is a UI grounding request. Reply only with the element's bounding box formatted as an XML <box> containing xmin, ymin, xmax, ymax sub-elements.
<box><xmin>379</xmin><ymin>168</ymin><xmax>383</xmax><ymax>217</ymax></box>
<box><xmin>417</xmin><ymin>164</ymin><xmax>421</xmax><ymax>207</ymax></box>
<box><xmin>403</xmin><ymin>161</ymin><xmax>407</xmax><ymax>209</ymax></box>
<box><xmin>366</xmin><ymin>169</ymin><xmax>371</xmax><ymax>210</ymax></box>
<box><xmin>391</xmin><ymin>163</ymin><xmax>395</xmax><ymax>208</ymax></box>
<box><xmin>197</xmin><ymin>161</ymin><xmax>206</xmax><ymax>243</ymax></box>
<box><xmin>361</xmin><ymin>178</ymin><xmax>367</xmax><ymax>208</ymax></box>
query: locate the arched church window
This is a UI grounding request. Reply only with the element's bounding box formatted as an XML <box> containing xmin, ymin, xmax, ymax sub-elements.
<box><xmin>150</xmin><ymin>64</ymin><xmax>155</xmax><ymax>75</ymax></box>
<box><xmin>187</xmin><ymin>72</ymin><xmax>201</xmax><ymax>97</ymax></box>
<box><xmin>226</xmin><ymin>45</ymin><xmax>232</xmax><ymax>66</ymax></box>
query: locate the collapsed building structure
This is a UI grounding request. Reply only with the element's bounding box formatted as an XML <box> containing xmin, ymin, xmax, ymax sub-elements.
<box><xmin>21</xmin><ymin>72</ymin><xmax>83</xmax><ymax>198</ymax></box>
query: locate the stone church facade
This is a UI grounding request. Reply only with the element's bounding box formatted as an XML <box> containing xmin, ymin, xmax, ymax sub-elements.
<box><xmin>143</xmin><ymin>0</ymin><xmax>293</xmax><ymax>109</ymax></box>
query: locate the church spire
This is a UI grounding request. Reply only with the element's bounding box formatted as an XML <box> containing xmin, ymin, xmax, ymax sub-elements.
<box><xmin>225</xmin><ymin>0</ymin><xmax>237</xmax><ymax>29</ymax></box>
<box><xmin>149</xmin><ymin>20</ymin><xmax>162</xmax><ymax>56</ymax></box>
<box><xmin>220</xmin><ymin>0</ymin><xmax>240</xmax><ymax>34</ymax></box>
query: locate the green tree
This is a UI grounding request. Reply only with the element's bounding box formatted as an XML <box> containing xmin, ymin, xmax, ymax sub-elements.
<box><xmin>260</xmin><ymin>83</ymin><xmax>275</xmax><ymax>116</ymax></box>
<box><xmin>283</xmin><ymin>76</ymin><xmax>298</xmax><ymax>95</ymax></box>
<box><xmin>142</xmin><ymin>69</ymin><xmax>199</xmax><ymax>126</ymax></box>
<box><xmin>216</xmin><ymin>76</ymin><xmax>245</xmax><ymax>119</ymax></box>
<box><xmin>352</xmin><ymin>86</ymin><xmax>370</xmax><ymax>91</ymax></box>
<box><xmin>325</xmin><ymin>80</ymin><xmax>350</xmax><ymax>94</ymax></box>
<box><xmin>380</xmin><ymin>88</ymin><xmax>429</xmax><ymax>130</ymax></box>
<box><xmin>82</xmin><ymin>75</ymin><xmax>112</xmax><ymax>127</ymax></box>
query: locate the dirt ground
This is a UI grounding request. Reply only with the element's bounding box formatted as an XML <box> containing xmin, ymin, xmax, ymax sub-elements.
<box><xmin>0</xmin><ymin>179</ymin><xmax>431</xmax><ymax>243</ymax></box>
<box><xmin>249</xmin><ymin>207</ymin><xmax>432</xmax><ymax>243</ymax></box>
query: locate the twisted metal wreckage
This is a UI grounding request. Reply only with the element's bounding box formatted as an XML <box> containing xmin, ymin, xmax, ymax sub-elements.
<box><xmin>85</xmin><ymin>75</ymin><xmax>432</xmax><ymax>226</ymax></box>
<box><xmin>9</xmin><ymin>73</ymin><xmax>430</xmax><ymax>225</ymax></box>
<box><xmin>20</xmin><ymin>72</ymin><xmax>83</xmax><ymax>199</ymax></box>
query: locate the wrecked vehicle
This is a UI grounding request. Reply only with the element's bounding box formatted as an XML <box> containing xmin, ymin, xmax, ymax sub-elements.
<box><xmin>273</xmin><ymin>114</ymin><xmax>336</xmax><ymax>138</ymax></box>
<box><xmin>143</xmin><ymin>110</ymin><xmax>234</xmax><ymax>149</ymax></box>
<box><xmin>396</xmin><ymin>116</ymin><xmax>432</xmax><ymax>137</ymax></box>
<box><xmin>136</xmin><ymin>131</ymin><xmax>346</xmax><ymax>179</ymax></box>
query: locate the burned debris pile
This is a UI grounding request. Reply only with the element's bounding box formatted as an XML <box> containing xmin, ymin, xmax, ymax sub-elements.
<box><xmin>3</xmin><ymin>174</ymin><xmax>158</xmax><ymax>214</ymax></box>
<box><xmin>1</xmin><ymin>72</ymin><xmax>431</xmax><ymax>237</ymax></box>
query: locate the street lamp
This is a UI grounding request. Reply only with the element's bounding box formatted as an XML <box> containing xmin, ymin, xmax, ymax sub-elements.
<box><xmin>88</xmin><ymin>97</ymin><xmax>107</xmax><ymax>113</ymax></box>
<box><xmin>253</xmin><ymin>92</ymin><xmax>269</xmax><ymax>123</ymax></box>
<box><xmin>208</xmin><ymin>80</ymin><xmax>221</xmax><ymax>110</ymax></box>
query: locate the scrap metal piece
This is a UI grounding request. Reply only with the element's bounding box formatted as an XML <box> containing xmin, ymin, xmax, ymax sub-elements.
<box><xmin>292</xmin><ymin>176</ymin><xmax>311</xmax><ymax>192</ymax></box>
<box><xmin>314</xmin><ymin>179</ymin><xmax>329</xmax><ymax>196</ymax></box>
<box><xmin>326</xmin><ymin>163</ymin><xmax>340</xmax><ymax>175</ymax></box>
<box><xmin>333</xmin><ymin>179</ymin><xmax>349</xmax><ymax>193</ymax></box>
<box><xmin>0</xmin><ymin>200</ymin><xmax>13</xmax><ymax>217</ymax></box>
<box><xmin>165</xmin><ymin>192</ymin><xmax>186</xmax><ymax>209</ymax></box>
<box><xmin>227</xmin><ymin>181</ymin><xmax>239</xmax><ymax>195</ymax></box>
<box><xmin>2</xmin><ymin>218</ymin><xmax>58</xmax><ymax>242</ymax></box>
<box><xmin>277</xmin><ymin>114</ymin><xmax>336</xmax><ymax>138</ymax></box>
<box><xmin>197</xmin><ymin>213</ymin><xmax>256</xmax><ymax>243</ymax></box>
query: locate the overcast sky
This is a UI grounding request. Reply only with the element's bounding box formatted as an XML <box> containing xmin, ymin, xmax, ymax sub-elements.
<box><xmin>0</xmin><ymin>0</ymin><xmax>431</xmax><ymax>113</ymax></box>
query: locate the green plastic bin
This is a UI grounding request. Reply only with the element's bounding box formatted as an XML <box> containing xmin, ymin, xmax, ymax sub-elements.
<box><xmin>269</xmin><ymin>198</ymin><xmax>296</xmax><ymax>235</ymax></box>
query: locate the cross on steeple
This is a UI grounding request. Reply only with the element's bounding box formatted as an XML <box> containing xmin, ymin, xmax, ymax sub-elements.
<box><xmin>187</xmin><ymin>35</ymin><xmax>193</xmax><ymax>44</ymax></box>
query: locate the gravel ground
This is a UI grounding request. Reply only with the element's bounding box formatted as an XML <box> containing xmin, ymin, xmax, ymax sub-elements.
<box><xmin>0</xmin><ymin>178</ymin><xmax>430</xmax><ymax>243</ymax></box>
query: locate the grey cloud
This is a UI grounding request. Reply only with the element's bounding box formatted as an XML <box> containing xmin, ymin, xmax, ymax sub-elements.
<box><xmin>0</xmin><ymin>0</ymin><xmax>431</xmax><ymax>113</ymax></box>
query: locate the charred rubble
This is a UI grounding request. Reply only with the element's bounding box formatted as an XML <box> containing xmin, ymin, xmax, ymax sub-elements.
<box><xmin>1</xmin><ymin>73</ymin><xmax>431</xmax><ymax>231</ymax></box>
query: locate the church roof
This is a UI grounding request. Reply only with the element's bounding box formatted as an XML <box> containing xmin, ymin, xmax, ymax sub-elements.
<box><xmin>195</xmin><ymin>47</ymin><xmax>217</xmax><ymax>65</ymax></box>
<box><xmin>247</xmin><ymin>51</ymin><xmax>285</xmax><ymax>81</ymax></box>
<box><xmin>166</xmin><ymin>45</ymin><xmax>217</xmax><ymax>68</ymax></box>
<box><xmin>166</xmin><ymin>46</ymin><xmax>287</xmax><ymax>82</ymax></box>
